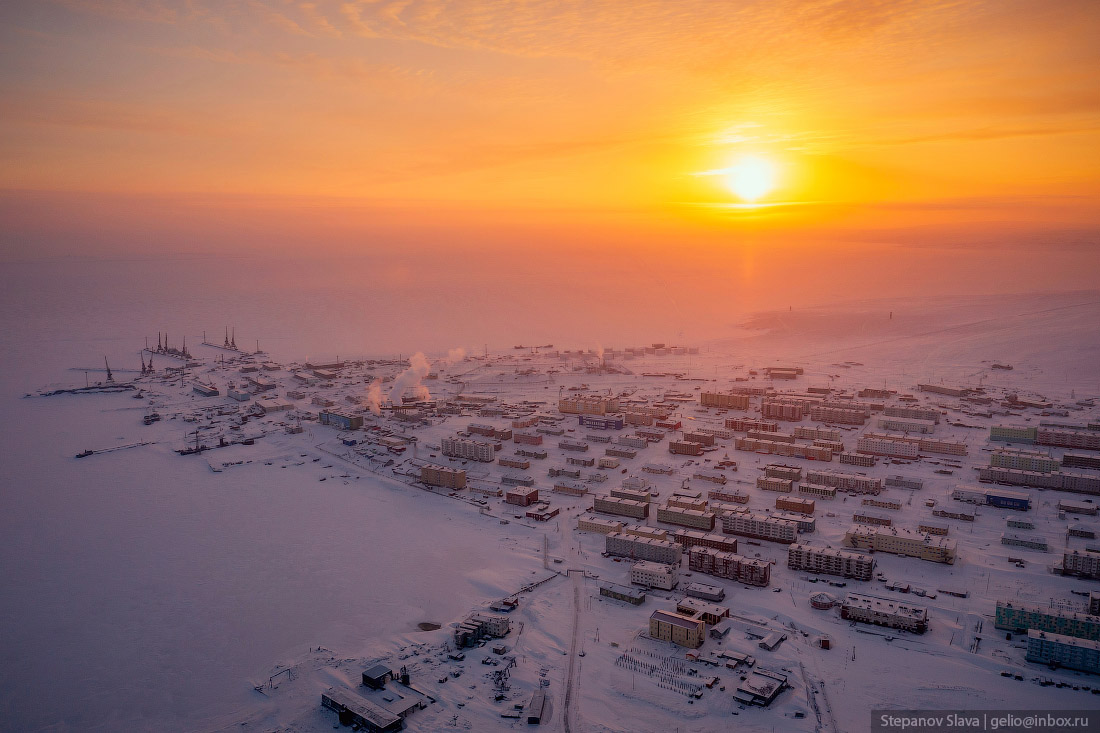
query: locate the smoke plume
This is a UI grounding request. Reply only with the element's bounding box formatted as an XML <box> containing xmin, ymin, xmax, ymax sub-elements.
<box><xmin>389</xmin><ymin>352</ymin><xmax>431</xmax><ymax>403</ymax></box>
<box><xmin>366</xmin><ymin>379</ymin><xmax>382</xmax><ymax>415</ymax></box>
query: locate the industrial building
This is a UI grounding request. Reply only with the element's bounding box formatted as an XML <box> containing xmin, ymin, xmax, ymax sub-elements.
<box><xmin>787</xmin><ymin>543</ymin><xmax>874</xmax><ymax>580</ymax></box>
<box><xmin>918</xmin><ymin>383</ymin><xmax>969</xmax><ymax>397</ymax></box>
<box><xmin>733</xmin><ymin>669</ymin><xmax>789</xmax><ymax>707</ymax></box>
<box><xmin>420</xmin><ymin>465</ymin><xmax>467</xmax><ymax>490</ymax></box>
<box><xmin>804</xmin><ymin>469</ymin><xmax>882</xmax><ymax>495</ymax></box>
<box><xmin>604</xmin><ymin>532</ymin><xmax>682</xmax><ymax>564</ymax></box>
<box><xmin>593</xmin><ymin>495</ymin><xmax>649</xmax><ymax>519</ymax></box>
<box><xmin>631</xmin><ymin>561</ymin><xmax>679</xmax><ymax>590</ymax></box>
<box><xmin>844</xmin><ymin>526</ymin><xmax>957</xmax><ymax>564</ymax></box>
<box><xmin>841</xmin><ymin>593</ymin><xmax>928</xmax><ymax>634</ymax></box>
<box><xmin>1026</xmin><ymin>630</ymin><xmax>1100</xmax><ymax>675</ymax></box>
<box><xmin>718</xmin><ymin>512</ymin><xmax>799</xmax><ymax>544</ymax></box>
<box><xmin>321</xmin><ymin>688</ymin><xmax>403</xmax><ymax>733</ymax></box>
<box><xmin>648</xmin><ymin>609</ymin><xmax>705</xmax><ymax>648</ymax></box>
<box><xmin>995</xmin><ymin>601</ymin><xmax>1100</xmax><ymax>640</ymax></box>
<box><xmin>319</xmin><ymin>409</ymin><xmax>363</xmax><ymax>430</ymax></box>
<box><xmin>453</xmin><ymin>613</ymin><xmax>512</xmax><ymax>648</ymax></box>
<box><xmin>441</xmin><ymin>436</ymin><xmax>495</xmax><ymax>462</ymax></box>
<box><xmin>192</xmin><ymin>382</ymin><xmax>220</xmax><ymax>397</ymax></box>
<box><xmin>687</xmin><ymin>547</ymin><xmax>771</xmax><ymax>586</ymax></box>
<box><xmin>952</xmin><ymin>485</ymin><xmax>1032</xmax><ymax>511</ymax></box>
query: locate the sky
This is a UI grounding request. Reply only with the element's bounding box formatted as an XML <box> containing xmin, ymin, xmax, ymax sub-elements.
<box><xmin>0</xmin><ymin>0</ymin><xmax>1098</xmax><ymax>298</ymax></box>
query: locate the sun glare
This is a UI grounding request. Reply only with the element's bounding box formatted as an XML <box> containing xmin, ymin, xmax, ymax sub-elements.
<box><xmin>725</xmin><ymin>155</ymin><xmax>776</xmax><ymax>202</ymax></box>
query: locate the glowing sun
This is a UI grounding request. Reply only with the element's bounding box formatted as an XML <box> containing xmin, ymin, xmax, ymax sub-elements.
<box><xmin>725</xmin><ymin>155</ymin><xmax>776</xmax><ymax>202</ymax></box>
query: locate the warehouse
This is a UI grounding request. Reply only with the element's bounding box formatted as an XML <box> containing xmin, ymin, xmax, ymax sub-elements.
<box><xmin>918</xmin><ymin>384</ymin><xmax>968</xmax><ymax>397</ymax></box>
<box><xmin>841</xmin><ymin>593</ymin><xmax>928</xmax><ymax>633</ymax></box>
<box><xmin>631</xmin><ymin>561</ymin><xmax>679</xmax><ymax>590</ymax></box>
<box><xmin>787</xmin><ymin>543</ymin><xmax>874</xmax><ymax>580</ymax></box>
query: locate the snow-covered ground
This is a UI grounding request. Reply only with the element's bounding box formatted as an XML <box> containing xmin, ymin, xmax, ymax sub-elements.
<box><xmin>2</xmin><ymin>277</ymin><xmax>1099</xmax><ymax>732</ymax></box>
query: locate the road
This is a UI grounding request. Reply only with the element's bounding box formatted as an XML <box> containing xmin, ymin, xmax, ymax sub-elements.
<box><xmin>561</xmin><ymin>567</ymin><xmax>583</xmax><ymax>732</ymax></box>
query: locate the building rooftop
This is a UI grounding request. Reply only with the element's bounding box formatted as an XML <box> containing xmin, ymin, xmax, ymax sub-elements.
<box><xmin>843</xmin><ymin>592</ymin><xmax>928</xmax><ymax>620</ymax></box>
<box><xmin>650</xmin><ymin>609</ymin><xmax>704</xmax><ymax>631</ymax></box>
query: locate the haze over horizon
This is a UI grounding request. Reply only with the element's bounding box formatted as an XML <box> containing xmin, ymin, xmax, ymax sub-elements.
<box><xmin>1</xmin><ymin>0</ymin><xmax>1097</xmax><ymax>300</ymax></box>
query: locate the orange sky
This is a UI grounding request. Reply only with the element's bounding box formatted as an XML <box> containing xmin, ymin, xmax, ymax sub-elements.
<box><xmin>1</xmin><ymin>0</ymin><xmax>1099</xmax><ymax>270</ymax></box>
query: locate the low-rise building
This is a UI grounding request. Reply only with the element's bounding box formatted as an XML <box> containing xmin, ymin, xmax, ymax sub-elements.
<box><xmin>577</xmin><ymin>516</ymin><xmax>624</xmax><ymax>534</ymax></box>
<box><xmin>676</xmin><ymin>597</ymin><xmax>730</xmax><ymax>626</ymax></box>
<box><xmin>756</xmin><ymin>476</ymin><xmax>794</xmax><ymax>493</ymax></box>
<box><xmin>505</xmin><ymin>487</ymin><xmax>539</xmax><ymax>506</ymax></box>
<box><xmin>799</xmin><ymin>482</ymin><xmax>838</xmax><ymax>499</ymax></box>
<box><xmin>844</xmin><ymin>526</ymin><xmax>957</xmax><ymax>564</ymax></box>
<box><xmin>841</xmin><ymin>593</ymin><xmax>928</xmax><ymax>634</ymax></box>
<box><xmin>649</xmin><ymin>609</ymin><xmax>705</xmax><ymax>648</ymax></box>
<box><xmin>776</xmin><ymin>496</ymin><xmax>815</xmax><ymax>515</ymax></box>
<box><xmin>599</xmin><ymin>582</ymin><xmax>646</xmax><ymax>605</ymax></box>
<box><xmin>631</xmin><ymin>561</ymin><xmax>679</xmax><ymax>590</ymax></box>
